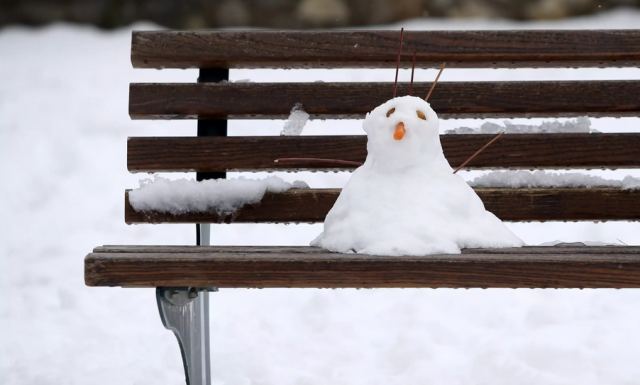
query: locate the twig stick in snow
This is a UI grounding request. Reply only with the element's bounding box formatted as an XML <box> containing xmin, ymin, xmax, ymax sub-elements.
<box><xmin>453</xmin><ymin>132</ymin><xmax>504</xmax><ymax>174</ymax></box>
<box><xmin>425</xmin><ymin>62</ymin><xmax>446</xmax><ymax>101</ymax></box>
<box><xmin>274</xmin><ymin>157</ymin><xmax>362</xmax><ymax>167</ymax></box>
<box><xmin>275</xmin><ymin>130</ymin><xmax>504</xmax><ymax>174</ymax></box>
<box><xmin>393</xmin><ymin>28</ymin><xmax>405</xmax><ymax>98</ymax></box>
<box><xmin>409</xmin><ymin>50</ymin><xmax>416</xmax><ymax>96</ymax></box>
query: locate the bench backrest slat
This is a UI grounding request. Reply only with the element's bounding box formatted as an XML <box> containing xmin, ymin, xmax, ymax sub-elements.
<box><xmin>129</xmin><ymin>81</ymin><xmax>640</xmax><ymax>119</ymax></box>
<box><xmin>127</xmin><ymin>133</ymin><xmax>640</xmax><ymax>172</ymax></box>
<box><xmin>127</xmin><ymin>30</ymin><xmax>640</xmax><ymax>226</ymax></box>
<box><xmin>131</xmin><ymin>30</ymin><xmax>640</xmax><ymax>69</ymax></box>
<box><xmin>124</xmin><ymin>188</ymin><xmax>640</xmax><ymax>224</ymax></box>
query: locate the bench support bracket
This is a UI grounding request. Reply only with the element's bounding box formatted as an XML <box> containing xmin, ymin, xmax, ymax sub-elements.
<box><xmin>157</xmin><ymin>287</ymin><xmax>211</xmax><ymax>385</ymax></box>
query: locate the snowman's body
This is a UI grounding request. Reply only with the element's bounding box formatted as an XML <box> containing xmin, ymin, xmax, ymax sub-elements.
<box><xmin>312</xmin><ymin>96</ymin><xmax>523</xmax><ymax>255</ymax></box>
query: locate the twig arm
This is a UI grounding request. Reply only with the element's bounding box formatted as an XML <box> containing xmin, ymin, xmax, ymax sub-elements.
<box><xmin>274</xmin><ymin>157</ymin><xmax>362</xmax><ymax>167</ymax></box>
<box><xmin>453</xmin><ymin>132</ymin><xmax>505</xmax><ymax>174</ymax></box>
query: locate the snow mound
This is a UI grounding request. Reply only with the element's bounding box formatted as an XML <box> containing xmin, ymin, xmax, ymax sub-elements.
<box><xmin>470</xmin><ymin>170</ymin><xmax>640</xmax><ymax>189</ymax></box>
<box><xmin>448</xmin><ymin>117</ymin><xmax>594</xmax><ymax>134</ymax></box>
<box><xmin>313</xmin><ymin>96</ymin><xmax>523</xmax><ymax>256</ymax></box>
<box><xmin>129</xmin><ymin>176</ymin><xmax>308</xmax><ymax>214</ymax></box>
<box><xmin>280</xmin><ymin>103</ymin><xmax>309</xmax><ymax>136</ymax></box>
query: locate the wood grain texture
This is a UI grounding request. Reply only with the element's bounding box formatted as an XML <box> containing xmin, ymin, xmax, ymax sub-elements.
<box><xmin>84</xmin><ymin>245</ymin><xmax>640</xmax><ymax>288</ymax></box>
<box><xmin>127</xmin><ymin>134</ymin><xmax>640</xmax><ymax>172</ymax></box>
<box><xmin>124</xmin><ymin>188</ymin><xmax>640</xmax><ymax>223</ymax></box>
<box><xmin>90</xmin><ymin>245</ymin><xmax>640</xmax><ymax>255</ymax></box>
<box><xmin>129</xmin><ymin>81</ymin><xmax>640</xmax><ymax>119</ymax></box>
<box><xmin>131</xmin><ymin>30</ymin><xmax>640</xmax><ymax>69</ymax></box>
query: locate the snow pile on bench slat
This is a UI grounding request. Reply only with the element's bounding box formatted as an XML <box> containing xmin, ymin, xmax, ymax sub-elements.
<box><xmin>129</xmin><ymin>176</ymin><xmax>308</xmax><ymax>214</ymax></box>
<box><xmin>470</xmin><ymin>170</ymin><xmax>640</xmax><ymax>189</ymax></box>
<box><xmin>447</xmin><ymin>117</ymin><xmax>595</xmax><ymax>134</ymax></box>
<box><xmin>280</xmin><ymin>103</ymin><xmax>309</xmax><ymax>136</ymax></box>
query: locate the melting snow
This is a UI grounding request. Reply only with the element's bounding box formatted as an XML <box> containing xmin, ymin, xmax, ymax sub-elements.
<box><xmin>470</xmin><ymin>170</ymin><xmax>640</xmax><ymax>189</ymax></box>
<box><xmin>447</xmin><ymin>117</ymin><xmax>595</xmax><ymax>134</ymax></box>
<box><xmin>280</xmin><ymin>103</ymin><xmax>309</xmax><ymax>136</ymax></box>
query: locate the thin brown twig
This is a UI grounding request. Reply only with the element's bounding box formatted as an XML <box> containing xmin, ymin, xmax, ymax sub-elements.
<box><xmin>452</xmin><ymin>132</ymin><xmax>505</xmax><ymax>174</ymax></box>
<box><xmin>393</xmin><ymin>28</ymin><xmax>405</xmax><ymax>98</ymax></box>
<box><xmin>275</xmin><ymin>131</ymin><xmax>504</xmax><ymax>174</ymax></box>
<box><xmin>273</xmin><ymin>132</ymin><xmax>504</xmax><ymax>174</ymax></box>
<box><xmin>425</xmin><ymin>62</ymin><xmax>446</xmax><ymax>101</ymax></box>
<box><xmin>274</xmin><ymin>157</ymin><xmax>362</xmax><ymax>167</ymax></box>
<box><xmin>409</xmin><ymin>49</ymin><xmax>416</xmax><ymax>96</ymax></box>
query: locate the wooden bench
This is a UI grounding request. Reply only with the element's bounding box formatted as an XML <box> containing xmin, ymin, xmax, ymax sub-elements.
<box><xmin>85</xmin><ymin>30</ymin><xmax>640</xmax><ymax>385</ymax></box>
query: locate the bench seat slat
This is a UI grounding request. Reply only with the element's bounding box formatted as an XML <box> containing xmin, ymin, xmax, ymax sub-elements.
<box><xmin>84</xmin><ymin>245</ymin><xmax>640</xmax><ymax>288</ymax></box>
<box><xmin>127</xmin><ymin>134</ymin><xmax>640</xmax><ymax>172</ymax></box>
<box><xmin>124</xmin><ymin>188</ymin><xmax>640</xmax><ymax>223</ymax></box>
<box><xmin>131</xmin><ymin>30</ymin><xmax>640</xmax><ymax>69</ymax></box>
<box><xmin>92</xmin><ymin>245</ymin><xmax>640</xmax><ymax>255</ymax></box>
<box><xmin>130</xmin><ymin>81</ymin><xmax>640</xmax><ymax>119</ymax></box>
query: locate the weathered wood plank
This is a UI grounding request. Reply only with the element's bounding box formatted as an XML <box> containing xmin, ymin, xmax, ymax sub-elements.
<box><xmin>84</xmin><ymin>246</ymin><xmax>640</xmax><ymax>288</ymax></box>
<box><xmin>93</xmin><ymin>245</ymin><xmax>640</xmax><ymax>255</ymax></box>
<box><xmin>124</xmin><ymin>188</ymin><xmax>640</xmax><ymax>223</ymax></box>
<box><xmin>127</xmin><ymin>134</ymin><xmax>640</xmax><ymax>172</ymax></box>
<box><xmin>131</xmin><ymin>30</ymin><xmax>640</xmax><ymax>69</ymax></box>
<box><xmin>129</xmin><ymin>81</ymin><xmax>640</xmax><ymax>119</ymax></box>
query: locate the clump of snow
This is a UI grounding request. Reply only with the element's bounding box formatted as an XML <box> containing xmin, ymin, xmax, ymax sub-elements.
<box><xmin>447</xmin><ymin>117</ymin><xmax>595</xmax><ymax>134</ymax></box>
<box><xmin>538</xmin><ymin>241</ymin><xmax>626</xmax><ymax>246</ymax></box>
<box><xmin>312</xmin><ymin>96</ymin><xmax>523</xmax><ymax>255</ymax></box>
<box><xmin>280</xmin><ymin>103</ymin><xmax>309</xmax><ymax>136</ymax></box>
<box><xmin>469</xmin><ymin>170</ymin><xmax>640</xmax><ymax>189</ymax></box>
<box><xmin>623</xmin><ymin>176</ymin><xmax>640</xmax><ymax>189</ymax></box>
<box><xmin>129</xmin><ymin>176</ymin><xmax>308</xmax><ymax>214</ymax></box>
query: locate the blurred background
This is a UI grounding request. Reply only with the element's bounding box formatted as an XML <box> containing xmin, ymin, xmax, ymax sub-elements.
<box><xmin>2</xmin><ymin>0</ymin><xmax>640</xmax><ymax>28</ymax></box>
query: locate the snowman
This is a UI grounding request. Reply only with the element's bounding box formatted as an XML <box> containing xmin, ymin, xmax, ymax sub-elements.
<box><xmin>311</xmin><ymin>95</ymin><xmax>523</xmax><ymax>256</ymax></box>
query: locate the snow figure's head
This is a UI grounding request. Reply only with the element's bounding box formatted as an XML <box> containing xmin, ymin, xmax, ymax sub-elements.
<box><xmin>363</xmin><ymin>95</ymin><xmax>448</xmax><ymax>172</ymax></box>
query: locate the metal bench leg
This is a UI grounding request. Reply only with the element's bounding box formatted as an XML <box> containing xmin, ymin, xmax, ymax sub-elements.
<box><xmin>157</xmin><ymin>223</ymin><xmax>213</xmax><ymax>385</ymax></box>
<box><xmin>157</xmin><ymin>287</ymin><xmax>211</xmax><ymax>385</ymax></box>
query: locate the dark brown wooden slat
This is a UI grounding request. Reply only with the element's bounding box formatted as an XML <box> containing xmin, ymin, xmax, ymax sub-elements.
<box><xmin>84</xmin><ymin>246</ymin><xmax>640</xmax><ymax>288</ymax></box>
<box><xmin>127</xmin><ymin>134</ymin><xmax>640</xmax><ymax>172</ymax></box>
<box><xmin>93</xmin><ymin>245</ymin><xmax>640</xmax><ymax>255</ymax></box>
<box><xmin>131</xmin><ymin>30</ymin><xmax>640</xmax><ymax>69</ymax></box>
<box><xmin>129</xmin><ymin>81</ymin><xmax>640</xmax><ymax>119</ymax></box>
<box><xmin>124</xmin><ymin>188</ymin><xmax>640</xmax><ymax>223</ymax></box>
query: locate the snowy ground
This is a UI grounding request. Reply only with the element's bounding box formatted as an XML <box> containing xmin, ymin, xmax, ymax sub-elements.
<box><xmin>2</xmin><ymin>9</ymin><xmax>640</xmax><ymax>385</ymax></box>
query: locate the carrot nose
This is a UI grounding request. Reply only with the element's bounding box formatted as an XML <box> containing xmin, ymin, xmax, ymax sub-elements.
<box><xmin>393</xmin><ymin>121</ymin><xmax>406</xmax><ymax>141</ymax></box>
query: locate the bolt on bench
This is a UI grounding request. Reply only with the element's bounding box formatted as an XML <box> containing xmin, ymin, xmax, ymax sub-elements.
<box><xmin>85</xmin><ymin>30</ymin><xmax>640</xmax><ymax>385</ymax></box>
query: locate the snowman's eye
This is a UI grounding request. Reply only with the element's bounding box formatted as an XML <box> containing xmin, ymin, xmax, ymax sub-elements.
<box><xmin>416</xmin><ymin>110</ymin><xmax>427</xmax><ymax>120</ymax></box>
<box><xmin>386</xmin><ymin>108</ymin><xmax>395</xmax><ymax>117</ymax></box>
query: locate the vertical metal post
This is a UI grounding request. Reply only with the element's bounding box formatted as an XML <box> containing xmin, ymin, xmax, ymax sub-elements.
<box><xmin>196</xmin><ymin>68</ymin><xmax>229</xmax><ymax>244</ymax></box>
<box><xmin>193</xmin><ymin>68</ymin><xmax>228</xmax><ymax>385</ymax></box>
<box><xmin>158</xmin><ymin>68</ymin><xmax>228</xmax><ymax>385</ymax></box>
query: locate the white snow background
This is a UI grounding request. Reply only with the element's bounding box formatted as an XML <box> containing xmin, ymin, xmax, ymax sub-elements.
<box><xmin>3</xmin><ymin>9</ymin><xmax>640</xmax><ymax>385</ymax></box>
